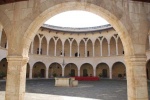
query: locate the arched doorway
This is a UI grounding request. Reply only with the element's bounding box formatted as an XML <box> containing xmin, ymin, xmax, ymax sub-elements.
<box><xmin>0</xmin><ymin>58</ymin><xmax>7</xmax><ymax>79</ymax></box>
<box><xmin>80</xmin><ymin>63</ymin><xmax>93</xmax><ymax>77</ymax></box>
<box><xmin>112</xmin><ymin>62</ymin><xmax>126</xmax><ymax>79</ymax></box>
<box><xmin>96</xmin><ymin>63</ymin><xmax>109</xmax><ymax>78</ymax></box>
<box><xmin>64</xmin><ymin>63</ymin><xmax>78</xmax><ymax>77</ymax></box>
<box><xmin>49</xmin><ymin>63</ymin><xmax>62</xmax><ymax>77</ymax></box>
<box><xmin>32</xmin><ymin>62</ymin><xmax>46</xmax><ymax>78</ymax></box>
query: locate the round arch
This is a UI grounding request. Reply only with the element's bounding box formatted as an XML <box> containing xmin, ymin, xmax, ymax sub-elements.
<box><xmin>96</xmin><ymin>63</ymin><xmax>109</xmax><ymax>78</ymax></box>
<box><xmin>32</xmin><ymin>61</ymin><xmax>46</xmax><ymax>78</ymax></box>
<box><xmin>80</xmin><ymin>63</ymin><xmax>93</xmax><ymax>77</ymax></box>
<box><xmin>112</xmin><ymin>62</ymin><xmax>126</xmax><ymax>79</ymax></box>
<box><xmin>49</xmin><ymin>62</ymin><xmax>62</xmax><ymax>77</ymax></box>
<box><xmin>22</xmin><ymin>1</ymin><xmax>134</xmax><ymax>57</ymax></box>
<box><xmin>64</xmin><ymin>63</ymin><xmax>78</xmax><ymax>77</ymax></box>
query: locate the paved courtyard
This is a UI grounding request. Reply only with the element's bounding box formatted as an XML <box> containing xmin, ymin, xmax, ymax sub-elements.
<box><xmin>0</xmin><ymin>79</ymin><xmax>150</xmax><ymax>100</ymax></box>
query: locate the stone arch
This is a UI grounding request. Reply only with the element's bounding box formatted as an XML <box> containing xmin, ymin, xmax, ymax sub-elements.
<box><xmin>49</xmin><ymin>38</ymin><xmax>55</xmax><ymax>56</ymax></box>
<box><xmin>79</xmin><ymin>39</ymin><xmax>85</xmax><ymax>57</ymax></box>
<box><xmin>32</xmin><ymin>61</ymin><xmax>46</xmax><ymax>78</ymax></box>
<box><xmin>112</xmin><ymin>62</ymin><xmax>126</xmax><ymax>79</ymax></box>
<box><xmin>96</xmin><ymin>63</ymin><xmax>109</xmax><ymax>78</ymax></box>
<box><xmin>102</xmin><ymin>38</ymin><xmax>108</xmax><ymax>56</ymax></box>
<box><xmin>49</xmin><ymin>62</ymin><xmax>62</xmax><ymax>77</ymax></box>
<box><xmin>94</xmin><ymin>38</ymin><xmax>100</xmax><ymax>57</ymax></box>
<box><xmin>64</xmin><ymin>39</ymin><xmax>70</xmax><ymax>57</ymax></box>
<box><xmin>56</xmin><ymin>38</ymin><xmax>62</xmax><ymax>56</ymax></box>
<box><xmin>80</xmin><ymin>63</ymin><xmax>93</xmax><ymax>77</ymax></box>
<box><xmin>110</xmin><ymin>36</ymin><xmax>116</xmax><ymax>56</ymax></box>
<box><xmin>64</xmin><ymin>63</ymin><xmax>78</xmax><ymax>77</ymax></box>
<box><xmin>0</xmin><ymin>58</ymin><xmax>7</xmax><ymax>78</ymax></box>
<box><xmin>33</xmin><ymin>35</ymin><xmax>40</xmax><ymax>54</ymax></box>
<box><xmin>72</xmin><ymin>39</ymin><xmax>78</xmax><ymax>57</ymax></box>
<box><xmin>41</xmin><ymin>36</ymin><xmax>47</xmax><ymax>55</ymax></box>
<box><xmin>87</xmin><ymin>39</ymin><xmax>93</xmax><ymax>57</ymax></box>
<box><xmin>22</xmin><ymin>1</ymin><xmax>134</xmax><ymax>57</ymax></box>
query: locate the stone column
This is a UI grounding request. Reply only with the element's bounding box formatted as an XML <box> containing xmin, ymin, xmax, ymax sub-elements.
<box><xmin>109</xmin><ymin>68</ymin><xmax>112</xmax><ymax>79</ymax></box>
<box><xmin>5</xmin><ymin>56</ymin><xmax>29</xmax><ymax>100</ymax></box>
<box><xmin>93</xmin><ymin>69</ymin><xmax>96</xmax><ymax>77</ymax></box>
<box><xmin>100</xmin><ymin>42</ymin><xmax>102</xmax><ymax>56</ymax></box>
<box><xmin>46</xmin><ymin>42</ymin><xmax>49</xmax><ymax>56</ymax></box>
<box><xmin>29</xmin><ymin>67</ymin><xmax>32</xmax><ymax>79</ymax></box>
<box><xmin>78</xmin><ymin>70</ymin><xmax>80</xmax><ymax>77</ymax></box>
<box><xmin>116</xmin><ymin>41</ymin><xmax>118</xmax><ymax>55</ymax></box>
<box><xmin>85</xmin><ymin>43</ymin><xmax>87</xmax><ymax>57</ymax></box>
<box><xmin>149</xmin><ymin>35</ymin><xmax>150</xmax><ymax>50</ymax></box>
<box><xmin>125</xmin><ymin>55</ymin><xmax>148</xmax><ymax>100</ymax></box>
<box><xmin>54</xmin><ymin>42</ymin><xmax>57</xmax><ymax>56</ymax></box>
<box><xmin>62</xmin><ymin>67</ymin><xmax>64</xmax><ymax>77</ymax></box>
<box><xmin>93</xmin><ymin>44</ymin><xmax>95</xmax><ymax>57</ymax></box>
<box><xmin>31</xmin><ymin>41</ymin><xmax>34</xmax><ymax>54</ymax></box>
<box><xmin>39</xmin><ymin>39</ymin><xmax>41</xmax><ymax>55</ymax></box>
<box><xmin>77</xmin><ymin>44</ymin><xmax>80</xmax><ymax>57</ymax></box>
<box><xmin>108</xmin><ymin>43</ymin><xmax>110</xmax><ymax>56</ymax></box>
<box><xmin>70</xmin><ymin>43</ymin><xmax>72</xmax><ymax>57</ymax></box>
<box><xmin>0</xmin><ymin>25</ymin><xmax>3</xmax><ymax>46</ymax></box>
<box><xmin>62</xmin><ymin>43</ymin><xmax>64</xmax><ymax>57</ymax></box>
<box><xmin>46</xmin><ymin>67</ymin><xmax>49</xmax><ymax>79</ymax></box>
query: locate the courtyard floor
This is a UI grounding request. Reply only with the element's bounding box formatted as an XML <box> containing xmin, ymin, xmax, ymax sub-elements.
<box><xmin>0</xmin><ymin>79</ymin><xmax>150</xmax><ymax>100</ymax></box>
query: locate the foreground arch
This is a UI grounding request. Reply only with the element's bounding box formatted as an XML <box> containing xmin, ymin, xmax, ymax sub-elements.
<box><xmin>0</xmin><ymin>1</ymin><xmax>149</xmax><ymax>100</ymax></box>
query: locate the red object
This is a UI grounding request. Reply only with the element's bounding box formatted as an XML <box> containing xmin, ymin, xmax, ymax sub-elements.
<box><xmin>74</xmin><ymin>76</ymin><xmax>100</xmax><ymax>81</ymax></box>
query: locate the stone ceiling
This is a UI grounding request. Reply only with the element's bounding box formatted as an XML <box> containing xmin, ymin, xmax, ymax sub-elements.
<box><xmin>0</xmin><ymin>0</ymin><xmax>149</xmax><ymax>5</ymax></box>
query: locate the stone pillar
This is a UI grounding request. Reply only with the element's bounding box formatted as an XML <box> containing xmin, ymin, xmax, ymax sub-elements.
<box><xmin>100</xmin><ymin>42</ymin><xmax>102</xmax><ymax>56</ymax></box>
<box><xmin>109</xmin><ymin>68</ymin><xmax>112</xmax><ymax>79</ymax></box>
<box><xmin>78</xmin><ymin>70</ymin><xmax>80</xmax><ymax>77</ymax></box>
<box><xmin>148</xmin><ymin>35</ymin><xmax>150</xmax><ymax>50</ymax></box>
<box><xmin>29</xmin><ymin>67</ymin><xmax>32</xmax><ymax>79</ymax></box>
<box><xmin>93</xmin><ymin>69</ymin><xmax>96</xmax><ymax>77</ymax></box>
<box><xmin>93</xmin><ymin>44</ymin><xmax>95</xmax><ymax>57</ymax></box>
<box><xmin>116</xmin><ymin>42</ymin><xmax>118</xmax><ymax>55</ymax></box>
<box><xmin>46</xmin><ymin>42</ymin><xmax>49</xmax><ymax>56</ymax></box>
<box><xmin>125</xmin><ymin>55</ymin><xmax>148</xmax><ymax>100</ymax></box>
<box><xmin>108</xmin><ymin>43</ymin><xmax>110</xmax><ymax>56</ymax></box>
<box><xmin>6</xmin><ymin>40</ymin><xmax>8</xmax><ymax>49</ymax></box>
<box><xmin>62</xmin><ymin>43</ymin><xmax>64</xmax><ymax>57</ymax></box>
<box><xmin>70</xmin><ymin>43</ymin><xmax>72</xmax><ymax>57</ymax></box>
<box><xmin>39</xmin><ymin>39</ymin><xmax>41</xmax><ymax>55</ymax></box>
<box><xmin>54</xmin><ymin>42</ymin><xmax>57</xmax><ymax>56</ymax></box>
<box><xmin>46</xmin><ymin>67</ymin><xmax>49</xmax><ymax>79</ymax></box>
<box><xmin>85</xmin><ymin>43</ymin><xmax>87</xmax><ymax>57</ymax></box>
<box><xmin>5</xmin><ymin>56</ymin><xmax>29</xmax><ymax>100</ymax></box>
<box><xmin>77</xmin><ymin>44</ymin><xmax>80</xmax><ymax>57</ymax></box>
<box><xmin>62</xmin><ymin>67</ymin><xmax>64</xmax><ymax>77</ymax></box>
<box><xmin>0</xmin><ymin>25</ymin><xmax>3</xmax><ymax>46</ymax></box>
<box><xmin>31</xmin><ymin>41</ymin><xmax>34</xmax><ymax>54</ymax></box>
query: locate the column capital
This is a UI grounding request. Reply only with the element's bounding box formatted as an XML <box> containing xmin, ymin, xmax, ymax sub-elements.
<box><xmin>124</xmin><ymin>54</ymin><xmax>146</xmax><ymax>62</ymax></box>
<box><xmin>7</xmin><ymin>56</ymin><xmax>29</xmax><ymax>63</ymax></box>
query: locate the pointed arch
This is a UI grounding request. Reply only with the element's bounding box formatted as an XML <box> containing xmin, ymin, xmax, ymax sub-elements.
<box><xmin>110</xmin><ymin>36</ymin><xmax>116</xmax><ymax>56</ymax></box>
<box><xmin>56</xmin><ymin>38</ymin><xmax>62</xmax><ymax>56</ymax></box>
<box><xmin>79</xmin><ymin>40</ymin><xmax>85</xmax><ymax>57</ymax></box>
<box><xmin>64</xmin><ymin>39</ymin><xmax>70</xmax><ymax>57</ymax></box>
<box><xmin>41</xmin><ymin>37</ymin><xmax>47</xmax><ymax>55</ymax></box>
<box><xmin>87</xmin><ymin>39</ymin><xmax>93</xmax><ymax>57</ymax></box>
<box><xmin>33</xmin><ymin>35</ymin><xmax>40</xmax><ymax>54</ymax></box>
<box><xmin>102</xmin><ymin>38</ymin><xmax>108</xmax><ymax>56</ymax></box>
<box><xmin>95</xmin><ymin>39</ymin><xmax>100</xmax><ymax>57</ymax></box>
<box><xmin>49</xmin><ymin>38</ymin><xmax>55</xmax><ymax>56</ymax></box>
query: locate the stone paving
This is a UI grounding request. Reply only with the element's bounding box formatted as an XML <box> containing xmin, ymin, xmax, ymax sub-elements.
<box><xmin>0</xmin><ymin>79</ymin><xmax>150</xmax><ymax>100</ymax></box>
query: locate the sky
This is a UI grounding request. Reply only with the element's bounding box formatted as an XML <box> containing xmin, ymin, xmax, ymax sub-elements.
<box><xmin>45</xmin><ymin>10</ymin><xmax>109</xmax><ymax>28</ymax></box>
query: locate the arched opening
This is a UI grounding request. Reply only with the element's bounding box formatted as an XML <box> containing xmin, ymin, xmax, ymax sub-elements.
<box><xmin>64</xmin><ymin>63</ymin><xmax>78</xmax><ymax>77</ymax></box>
<box><xmin>110</xmin><ymin>37</ymin><xmax>116</xmax><ymax>56</ymax></box>
<box><xmin>80</xmin><ymin>63</ymin><xmax>93</xmax><ymax>77</ymax></box>
<box><xmin>96</xmin><ymin>63</ymin><xmax>109</xmax><ymax>78</ymax></box>
<box><xmin>49</xmin><ymin>63</ymin><xmax>62</xmax><ymax>77</ymax></box>
<box><xmin>33</xmin><ymin>35</ymin><xmax>39</xmax><ymax>54</ymax></box>
<box><xmin>26</xmin><ymin>63</ymin><xmax>30</xmax><ymax>78</ymax></box>
<box><xmin>49</xmin><ymin>38</ymin><xmax>55</xmax><ymax>56</ymax></box>
<box><xmin>112</xmin><ymin>62</ymin><xmax>126</xmax><ymax>79</ymax></box>
<box><xmin>118</xmin><ymin>37</ymin><xmax>124</xmax><ymax>55</ymax></box>
<box><xmin>32</xmin><ymin>62</ymin><xmax>46</xmax><ymax>78</ymax></box>
<box><xmin>56</xmin><ymin>39</ymin><xmax>62</xmax><ymax>56</ymax></box>
<box><xmin>79</xmin><ymin>40</ymin><xmax>85</xmax><ymax>57</ymax></box>
<box><xmin>95</xmin><ymin>39</ymin><xmax>100</xmax><ymax>57</ymax></box>
<box><xmin>1</xmin><ymin>30</ymin><xmax>7</xmax><ymax>48</ymax></box>
<box><xmin>64</xmin><ymin>39</ymin><xmax>70</xmax><ymax>57</ymax></box>
<box><xmin>87</xmin><ymin>39</ymin><xmax>93</xmax><ymax>57</ymax></box>
<box><xmin>72</xmin><ymin>40</ymin><xmax>78</xmax><ymax>57</ymax></box>
<box><xmin>146</xmin><ymin>60</ymin><xmax>150</xmax><ymax>80</ymax></box>
<box><xmin>41</xmin><ymin>37</ymin><xmax>47</xmax><ymax>55</ymax></box>
<box><xmin>102</xmin><ymin>38</ymin><xmax>108</xmax><ymax>56</ymax></box>
<box><xmin>0</xmin><ymin>58</ymin><xmax>7</xmax><ymax>79</ymax></box>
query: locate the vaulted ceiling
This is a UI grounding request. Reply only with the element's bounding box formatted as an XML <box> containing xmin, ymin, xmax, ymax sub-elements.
<box><xmin>0</xmin><ymin>0</ymin><xmax>149</xmax><ymax>5</ymax></box>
